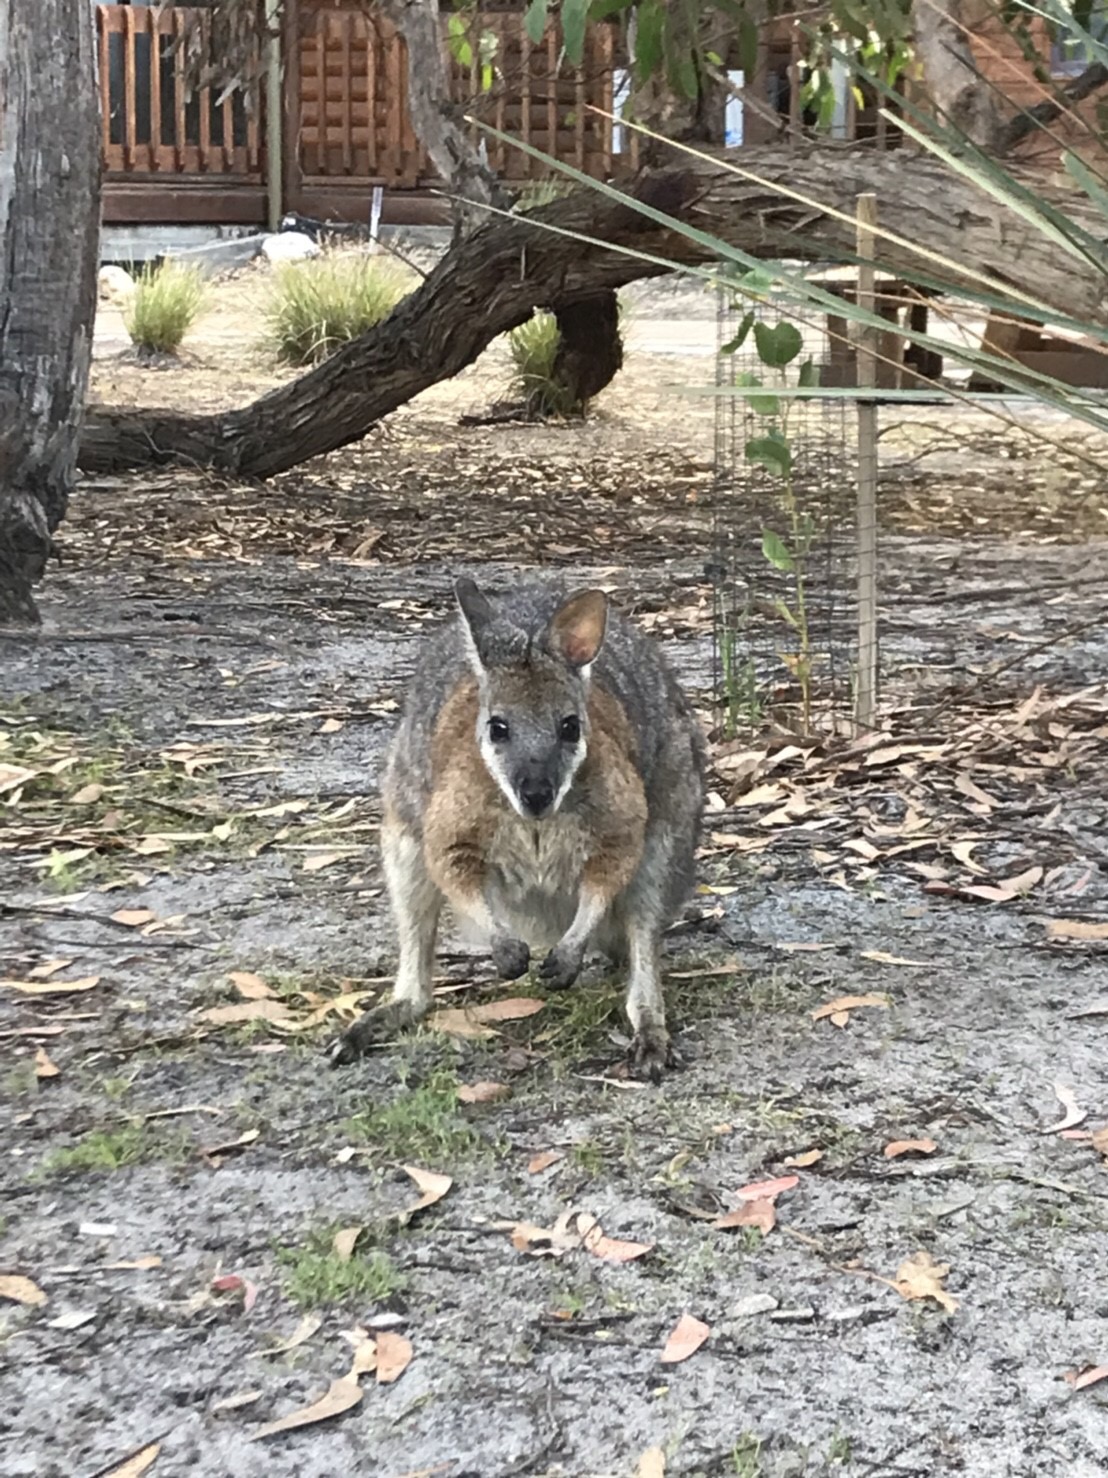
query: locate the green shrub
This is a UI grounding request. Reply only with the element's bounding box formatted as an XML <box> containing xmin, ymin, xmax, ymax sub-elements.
<box><xmin>124</xmin><ymin>261</ymin><xmax>205</xmax><ymax>356</ymax></box>
<box><xmin>267</xmin><ymin>252</ymin><xmax>413</xmax><ymax>365</ymax></box>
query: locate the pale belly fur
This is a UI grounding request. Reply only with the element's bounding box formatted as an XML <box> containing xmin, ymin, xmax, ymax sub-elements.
<box><xmin>451</xmin><ymin>809</ymin><xmax>607</xmax><ymax>951</ymax></box>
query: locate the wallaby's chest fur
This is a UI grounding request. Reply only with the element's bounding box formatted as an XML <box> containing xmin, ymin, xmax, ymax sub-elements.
<box><xmin>414</xmin><ymin>673</ymin><xmax>647</xmax><ymax>947</ymax></box>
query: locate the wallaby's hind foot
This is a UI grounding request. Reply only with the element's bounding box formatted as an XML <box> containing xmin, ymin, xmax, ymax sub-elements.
<box><xmin>628</xmin><ymin>1022</ymin><xmax>678</xmax><ymax>1083</ymax></box>
<box><xmin>328</xmin><ymin>998</ymin><xmax>426</xmax><ymax>1067</ymax></box>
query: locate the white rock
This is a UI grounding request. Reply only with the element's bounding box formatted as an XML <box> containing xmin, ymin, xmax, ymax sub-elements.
<box><xmin>732</xmin><ymin>1293</ymin><xmax>780</xmax><ymax>1318</ymax></box>
<box><xmin>261</xmin><ymin>231</ymin><xmax>320</xmax><ymax>263</ymax></box>
<box><xmin>98</xmin><ymin>265</ymin><xmax>135</xmax><ymax>303</ymax></box>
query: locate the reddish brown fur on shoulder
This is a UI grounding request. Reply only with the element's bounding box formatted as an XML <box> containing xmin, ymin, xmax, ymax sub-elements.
<box><xmin>580</xmin><ymin>685</ymin><xmax>647</xmax><ymax>897</ymax></box>
<box><xmin>424</xmin><ymin>676</ymin><xmax>497</xmax><ymax>905</ymax></box>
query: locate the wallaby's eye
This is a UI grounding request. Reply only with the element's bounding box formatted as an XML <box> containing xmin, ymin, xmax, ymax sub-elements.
<box><xmin>488</xmin><ymin>716</ymin><xmax>510</xmax><ymax>743</ymax></box>
<box><xmin>559</xmin><ymin>715</ymin><xmax>581</xmax><ymax>743</ymax></box>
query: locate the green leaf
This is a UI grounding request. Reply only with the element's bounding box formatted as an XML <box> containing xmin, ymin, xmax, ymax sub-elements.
<box><xmin>739</xmin><ymin>14</ymin><xmax>760</xmax><ymax>75</ymax></box>
<box><xmin>762</xmin><ymin>529</ymin><xmax>795</xmax><ymax>572</ymax></box>
<box><xmin>746</xmin><ymin>434</ymin><xmax>793</xmax><ymax>477</ymax></box>
<box><xmin>797</xmin><ymin>358</ymin><xmax>820</xmax><ymax>388</ymax></box>
<box><xmin>720</xmin><ymin>310</ymin><xmax>755</xmax><ymax>354</ymax></box>
<box><xmin>754</xmin><ymin>320</ymin><xmax>804</xmax><ymax>367</ymax></box>
<box><xmin>634</xmin><ymin>0</ymin><xmax>664</xmax><ymax>80</ymax></box>
<box><xmin>773</xmin><ymin>598</ymin><xmax>800</xmax><ymax>630</ymax></box>
<box><xmin>481</xmin><ymin>61</ymin><xmax>494</xmax><ymax>92</ymax></box>
<box><xmin>524</xmin><ymin>0</ymin><xmax>548</xmax><ymax>46</ymax></box>
<box><xmin>1064</xmin><ymin>151</ymin><xmax>1108</xmax><ymax>223</ymax></box>
<box><xmin>562</xmin><ymin>0</ymin><xmax>590</xmax><ymax>65</ymax></box>
<box><xmin>736</xmin><ymin>369</ymin><xmax>779</xmax><ymax>416</ymax></box>
<box><xmin>705</xmin><ymin>49</ymin><xmax>723</xmax><ymax>66</ymax></box>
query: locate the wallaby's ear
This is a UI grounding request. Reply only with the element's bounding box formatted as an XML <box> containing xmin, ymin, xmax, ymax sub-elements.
<box><xmin>548</xmin><ymin>589</ymin><xmax>608</xmax><ymax>670</ymax></box>
<box><xmin>455</xmin><ymin>577</ymin><xmax>494</xmax><ymax>671</ymax></box>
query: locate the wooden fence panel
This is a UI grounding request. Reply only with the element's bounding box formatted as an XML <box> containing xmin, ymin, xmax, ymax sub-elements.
<box><xmin>96</xmin><ymin>4</ymin><xmax>263</xmax><ymax>180</ymax></box>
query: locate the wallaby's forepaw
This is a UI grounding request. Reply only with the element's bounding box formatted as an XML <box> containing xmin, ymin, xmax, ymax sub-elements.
<box><xmin>628</xmin><ymin>1024</ymin><xmax>676</xmax><ymax>1084</ymax></box>
<box><xmin>491</xmin><ymin>934</ymin><xmax>530</xmax><ymax>981</ymax></box>
<box><xmin>328</xmin><ymin>1000</ymin><xmax>422</xmax><ymax>1067</ymax></box>
<box><xmin>538</xmin><ymin>941</ymin><xmax>584</xmax><ymax>991</ymax></box>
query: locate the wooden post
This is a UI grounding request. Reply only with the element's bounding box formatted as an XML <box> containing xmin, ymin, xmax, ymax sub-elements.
<box><xmin>855</xmin><ymin>192</ymin><xmax>879</xmax><ymax>731</ymax></box>
<box><xmin>265</xmin><ymin>0</ymin><xmax>284</xmax><ymax>229</ymax></box>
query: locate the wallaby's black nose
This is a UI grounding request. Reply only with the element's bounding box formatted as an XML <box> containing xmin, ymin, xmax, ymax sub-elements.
<box><xmin>519</xmin><ymin>777</ymin><xmax>555</xmax><ymax>817</ymax></box>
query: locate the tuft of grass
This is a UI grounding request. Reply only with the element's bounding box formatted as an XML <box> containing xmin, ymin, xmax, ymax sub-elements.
<box><xmin>266</xmin><ymin>252</ymin><xmax>412</xmax><ymax>365</ymax></box>
<box><xmin>39</xmin><ymin>1122</ymin><xmax>185</xmax><ymax>1176</ymax></box>
<box><xmin>277</xmin><ymin>1230</ymin><xmax>404</xmax><ymax>1309</ymax></box>
<box><xmin>731</xmin><ymin>1433</ymin><xmax>764</xmax><ymax>1478</ymax></box>
<box><xmin>535</xmin><ymin>977</ymin><xmax>624</xmax><ymax>1060</ymax></box>
<box><xmin>508</xmin><ymin>310</ymin><xmax>578</xmax><ymax>418</ymax></box>
<box><xmin>124</xmin><ymin>261</ymin><xmax>205</xmax><ymax>356</ymax></box>
<box><xmin>342</xmin><ymin>1065</ymin><xmax>481</xmax><ymax>1162</ymax></box>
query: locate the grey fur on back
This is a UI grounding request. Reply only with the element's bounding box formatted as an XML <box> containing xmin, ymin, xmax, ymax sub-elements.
<box><xmin>384</xmin><ymin>581</ymin><xmax>706</xmax><ymax>831</ymax></box>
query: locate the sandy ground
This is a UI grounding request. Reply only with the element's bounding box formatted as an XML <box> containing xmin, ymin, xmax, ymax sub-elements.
<box><xmin>2</xmin><ymin>267</ymin><xmax>1108</xmax><ymax>1478</ymax></box>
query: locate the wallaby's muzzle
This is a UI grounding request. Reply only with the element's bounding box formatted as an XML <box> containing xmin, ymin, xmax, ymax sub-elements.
<box><xmin>517</xmin><ymin>766</ymin><xmax>556</xmax><ymax>819</ymax></box>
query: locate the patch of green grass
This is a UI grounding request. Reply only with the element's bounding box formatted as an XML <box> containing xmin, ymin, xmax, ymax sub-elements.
<box><xmin>731</xmin><ymin>1433</ymin><xmax>764</xmax><ymax>1477</ymax></box>
<box><xmin>267</xmin><ymin>252</ymin><xmax>413</xmax><ymax>365</ymax></box>
<box><xmin>342</xmin><ymin>1065</ymin><xmax>481</xmax><ymax>1163</ymax></box>
<box><xmin>124</xmin><ymin>261</ymin><xmax>205</xmax><ymax>356</ymax></box>
<box><xmin>508</xmin><ymin>311</ymin><xmax>579</xmax><ymax>418</ymax></box>
<box><xmin>535</xmin><ymin>977</ymin><xmax>624</xmax><ymax>1060</ymax></box>
<box><xmin>38</xmin><ymin>1122</ymin><xmax>186</xmax><ymax>1176</ymax></box>
<box><xmin>828</xmin><ymin>1430</ymin><xmax>853</xmax><ymax>1465</ymax></box>
<box><xmin>570</xmin><ymin>1139</ymin><xmax>605</xmax><ymax>1178</ymax></box>
<box><xmin>277</xmin><ymin>1228</ymin><xmax>404</xmax><ymax>1309</ymax></box>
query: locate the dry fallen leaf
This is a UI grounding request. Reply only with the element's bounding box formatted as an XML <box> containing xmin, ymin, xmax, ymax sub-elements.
<box><xmin>33</xmin><ymin>1046</ymin><xmax>60</xmax><ymax>1080</ymax></box>
<box><xmin>576</xmin><ymin>1213</ymin><xmax>653</xmax><ymax>1263</ymax></box>
<box><xmin>812</xmin><ymin>993</ymin><xmax>889</xmax><ymax>1025</ymax></box>
<box><xmin>509</xmin><ymin>1210</ymin><xmax>582</xmax><ymax>1258</ymax></box>
<box><xmin>527</xmin><ymin>1150</ymin><xmax>565</xmax><ymax>1174</ymax></box>
<box><xmin>228</xmin><ymin>971</ymin><xmax>273</xmax><ymax>1000</ymax></box>
<box><xmin>1065</xmin><ymin>1365</ymin><xmax>1108</xmax><ymax>1391</ymax></box>
<box><xmin>28</xmin><ymin>958</ymin><xmax>73</xmax><ymax>979</ymax></box>
<box><xmin>426</xmin><ymin>1007</ymin><xmax>498</xmax><ymax>1040</ymax></box>
<box><xmin>69</xmin><ymin>781</ymin><xmax>106</xmax><ymax>805</ymax></box>
<box><xmin>638</xmin><ymin>1447</ymin><xmax>667</xmax><ymax>1478</ymax></box>
<box><xmin>1091</xmin><ymin>1127</ymin><xmax>1108</xmax><ymax>1161</ymax></box>
<box><xmin>714</xmin><ymin>1199</ymin><xmax>776</xmax><ymax>1234</ymax></box>
<box><xmin>104</xmin><ymin>1256</ymin><xmax>162</xmax><ymax>1271</ymax></box>
<box><xmin>302</xmin><ymin>852</ymin><xmax>346</xmax><ymax>873</ymax></box>
<box><xmin>0</xmin><ymin>975</ymin><xmax>101</xmax><ymax>996</ymax></box>
<box><xmin>99</xmin><ymin>1442</ymin><xmax>162</xmax><ymax>1478</ymax></box>
<box><xmin>111</xmin><ymin>909</ymin><xmax>157</xmax><ymax>928</ymax></box>
<box><xmin>373</xmin><ymin>1329</ymin><xmax>413</xmax><ymax>1385</ymax></box>
<box><xmin>199</xmin><ymin>1129</ymin><xmax>260</xmax><ymax>1165</ymax></box>
<box><xmin>200</xmin><ymin>999</ymin><xmax>292</xmax><ymax>1026</ymax></box>
<box><xmin>212</xmin><ymin>1389</ymin><xmax>263</xmax><ymax>1414</ymax></box>
<box><xmin>859</xmin><ymin>951</ymin><xmax>929</xmax><ymax>967</ymax></box>
<box><xmin>884</xmin><ymin>1139</ymin><xmax>938</xmax><ymax>1159</ymax></box>
<box><xmin>1046</xmin><ymin>919</ymin><xmax>1108</xmax><ymax>942</ymax></box>
<box><xmin>1042</xmin><ymin>1082</ymin><xmax>1087</xmax><ymax>1134</ymax></box>
<box><xmin>429</xmin><ymin>997</ymin><xmax>544</xmax><ymax>1039</ymax></box>
<box><xmin>261</xmin><ymin>1312</ymin><xmax>324</xmax><ymax>1357</ymax></box>
<box><xmin>398</xmin><ymin>1165</ymin><xmax>452</xmax><ymax>1223</ymax></box>
<box><xmin>332</xmin><ymin>1226</ymin><xmax>363</xmax><ymax>1262</ymax></box>
<box><xmin>457</xmin><ymin>1080</ymin><xmax>510</xmax><ymax>1104</ymax></box>
<box><xmin>250</xmin><ymin>1378</ymin><xmax>363</xmax><ymax>1441</ymax></box>
<box><xmin>319</xmin><ymin>717</ymin><xmax>345</xmax><ymax>734</ymax></box>
<box><xmin>894</xmin><ymin>1250</ymin><xmax>959</xmax><ymax>1314</ymax></box>
<box><xmin>783</xmin><ymin>1149</ymin><xmax>823</xmax><ymax>1168</ymax></box>
<box><xmin>737</xmin><ymin>1175</ymin><xmax>798</xmax><ymax>1202</ymax></box>
<box><xmin>0</xmin><ymin>1274</ymin><xmax>48</xmax><ymax>1307</ymax></box>
<box><xmin>0</xmin><ymin>763</ymin><xmax>36</xmax><ymax>795</ymax></box>
<box><xmin>659</xmin><ymin>1313</ymin><xmax>710</xmax><ymax>1364</ymax></box>
<box><xmin>211</xmin><ymin>1273</ymin><xmax>259</xmax><ymax>1312</ymax></box>
<box><xmin>471</xmin><ymin>997</ymin><xmax>546</xmax><ymax>1022</ymax></box>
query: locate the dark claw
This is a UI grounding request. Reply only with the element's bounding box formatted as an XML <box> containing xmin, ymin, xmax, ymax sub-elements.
<box><xmin>491</xmin><ymin>935</ymin><xmax>531</xmax><ymax>981</ymax></box>
<box><xmin>328</xmin><ymin>1000</ymin><xmax>421</xmax><ymax>1067</ymax></box>
<box><xmin>538</xmin><ymin>943</ymin><xmax>583</xmax><ymax>991</ymax></box>
<box><xmin>628</xmin><ymin>1025</ymin><xmax>677</xmax><ymax>1083</ymax></box>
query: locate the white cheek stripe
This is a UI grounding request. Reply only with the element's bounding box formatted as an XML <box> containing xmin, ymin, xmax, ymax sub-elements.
<box><xmin>552</xmin><ymin>740</ymin><xmax>586</xmax><ymax>814</ymax></box>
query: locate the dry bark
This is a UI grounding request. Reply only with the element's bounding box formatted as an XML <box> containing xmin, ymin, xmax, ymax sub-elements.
<box><xmin>0</xmin><ymin>0</ymin><xmax>100</xmax><ymax>623</ymax></box>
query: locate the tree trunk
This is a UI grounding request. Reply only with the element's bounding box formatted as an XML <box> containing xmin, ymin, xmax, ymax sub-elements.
<box><xmin>550</xmin><ymin>292</ymin><xmax>624</xmax><ymax>411</ymax></box>
<box><xmin>78</xmin><ymin>144</ymin><xmax>1108</xmax><ymax>478</ymax></box>
<box><xmin>0</xmin><ymin>0</ymin><xmax>100</xmax><ymax>625</ymax></box>
<box><xmin>911</xmin><ymin>0</ymin><xmax>1001</xmax><ymax>149</ymax></box>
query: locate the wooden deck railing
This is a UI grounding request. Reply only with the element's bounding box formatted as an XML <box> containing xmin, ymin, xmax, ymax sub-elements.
<box><xmin>97</xmin><ymin>4</ymin><xmax>264</xmax><ymax>179</ymax></box>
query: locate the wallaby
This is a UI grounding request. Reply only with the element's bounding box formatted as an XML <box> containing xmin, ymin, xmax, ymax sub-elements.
<box><xmin>331</xmin><ymin>578</ymin><xmax>706</xmax><ymax>1080</ymax></box>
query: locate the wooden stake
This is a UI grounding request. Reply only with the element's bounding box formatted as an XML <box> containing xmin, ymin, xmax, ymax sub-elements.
<box><xmin>855</xmin><ymin>192</ymin><xmax>879</xmax><ymax>732</ymax></box>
